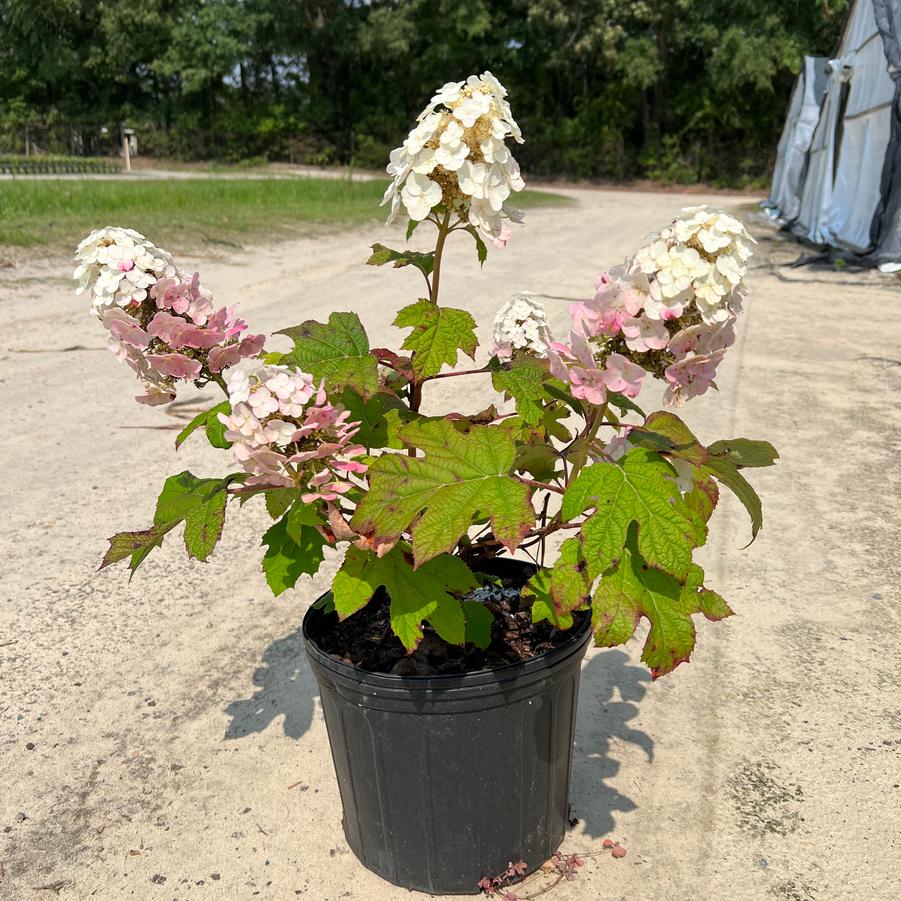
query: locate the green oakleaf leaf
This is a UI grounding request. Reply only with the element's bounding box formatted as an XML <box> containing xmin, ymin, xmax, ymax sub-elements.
<box><xmin>276</xmin><ymin>311</ymin><xmax>379</xmax><ymax>397</ymax></box>
<box><xmin>340</xmin><ymin>387</ymin><xmax>411</xmax><ymax>449</ymax></box>
<box><xmin>703</xmin><ymin>456</ymin><xmax>764</xmax><ymax>542</ymax></box>
<box><xmin>331</xmin><ymin>545</ymin><xmax>478</xmax><ymax>650</ymax></box>
<box><xmin>513</xmin><ymin>443</ymin><xmax>559</xmax><ymax>481</ymax></box>
<box><xmin>606</xmin><ymin>392</ymin><xmax>646</xmax><ymax>418</ymax></box>
<box><xmin>638</xmin><ymin>411</ymin><xmax>707</xmax><ymax>463</ymax></box>
<box><xmin>264</xmin><ymin>487</ymin><xmax>298</xmax><ymax>520</ymax></box>
<box><xmin>101</xmin><ymin>471</ymin><xmax>232</xmax><ymax>575</ymax></box>
<box><xmin>351</xmin><ymin>419</ymin><xmax>535</xmax><ymax>566</ymax></box>
<box><xmin>154</xmin><ymin>471</ymin><xmax>230</xmax><ymax>562</ymax></box>
<box><xmin>261</xmin><ymin>511</ymin><xmax>326</xmax><ymax>596</ymax></box>
<box><xmin>175</xmin><ymin>401</ymin><xmax>232</xmax><ymax>450</ymax></box>
<box><xmin>707</xmin><ymin>438</ymin><xmax>779</xmax><ymax>468</ymax></box>
<box><xmin>204</xmin><ymin>407</ymin><xmax>232</xmax><ymax>449</ymax></box>
<box><xmin>393</xmin><ymin>300</ymin><xmax>478</xmax><ymax>378</ymax></box>
<box><xmin>462</xmin><ymin>600</ymin><xmax>494</xmax><ymax>648</ymax></box>
<box><xmin>367</xmin><ymin>242</ymin><xmax>435</xmax><ymax>276</ymax></box>
<box><xmin>636</xmin><ymin>412</ymin><xmax>776</xmax><ymax>541</ymax></box>
<box><xmin>465</xmin><ymin>225</ymin><xmax>488</xmax><ymax>266</ymax></box>
<box><xmin>491</xmin><ymin>357</ymin><xmax>549</xmax><ymax>425</ymax></box>
<box><xmin>525</xmin><ymin>536</ymin><xmax>590</xmax><ymax>628</ymax></box>
<box><xmin>543</xmin><ymin>381</ymin><xmax>585</xmax><ymax>418</ymax></box>
<box><xmin>99</xmin><ymin>523</ymin><xmax>178</xmax><ymax>575</ymax></box>
<box><xmin>562</xmin><ymin>448</ymin><xmax>706</xmax><ymax>581</ymax></box>
<box><xmin>593</xmin><ymin>547</ymin><xmax>696</xmax><ymax>678</ymax></box>
<box><xmin>684</xmin><ymin>469</ymin><xmax>719</xmax><ymax>524</ymax></box>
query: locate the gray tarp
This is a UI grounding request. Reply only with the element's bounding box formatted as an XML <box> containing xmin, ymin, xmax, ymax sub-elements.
<box><xmin>790</xmin><ymin>0</ymin><xmax>901</xmax><ymax>263</ymax></box>
<box><xmin>769</xmin><ymin>56</ymin><xmax>829</xmax><ymax>221</ymax></box>
<box><xmin>871</xmin><ymin>0</ymin><xmax>901</xmax><ymax>264</ymax></box>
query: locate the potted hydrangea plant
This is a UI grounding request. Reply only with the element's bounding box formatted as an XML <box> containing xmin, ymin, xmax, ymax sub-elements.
<box><xmin>75</xmin><ymin>73</ymin><xmax>776</xmax><ymax>896</ymax></box>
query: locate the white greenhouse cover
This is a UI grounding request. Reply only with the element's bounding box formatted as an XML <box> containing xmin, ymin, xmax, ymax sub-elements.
<box><xmin>830</xmin><ymin>0</ymin><xmax>896</xmax><ymax>250</ymax></box>
<box><xmin>793</xmin><ymin>0</ymin><xmax>899</xmax><ymax>252</ymax></box>
<box><xmin>769</xmin><ymin>56</ymin><xmax>829</xmax><ymax>221</ymax></box>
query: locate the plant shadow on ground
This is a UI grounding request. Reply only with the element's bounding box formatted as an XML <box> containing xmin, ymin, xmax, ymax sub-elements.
<box><xmin>223</xmin><ymin>622</ymin><xmax>316</xmax><ymax>740</ymax></box>
<box><xmin>568</xmin><ymin>649</ymin><xmax>653</xmax><ymax>837</ymax></box>
<box><xmin>221</xmin><ymin>630</ymin><xmax>653</xmax><ymax>838</ymax></box>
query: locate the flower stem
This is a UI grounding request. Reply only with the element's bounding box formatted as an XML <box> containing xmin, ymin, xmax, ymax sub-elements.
<box><xmin>428</xmin><ymin>209</ymin><xmax>452</xmax><ymax>305</ymax></box>
<box><xmin>410</xmin><ymin>210</ymin><xmax>453</xmax><ymax>420</ymax></box>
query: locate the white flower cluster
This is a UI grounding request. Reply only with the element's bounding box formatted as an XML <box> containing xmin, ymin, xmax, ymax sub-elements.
<box><xmin>73</xmin><ymin>227</ymin><xmax>176</xmax><ymax>312</ymax></box>
<box><xmin>634</xmin><ymin>206</ymin><xmax>755</xmax><ymax>324</ymax></box>
<box><xmin>492</xmin><ymin>292</ymin><xmax>552</xmax><ymax>360</ymax></box>
<box><xmin>382</xmin><ymin>72</ymin><xmax>525</xmax><ymax>239</ymax></box>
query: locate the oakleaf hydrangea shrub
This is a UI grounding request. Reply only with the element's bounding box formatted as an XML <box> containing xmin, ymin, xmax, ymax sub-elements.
<box><xmin>78</xmin><ymin>73</ymin><xmax>776</xmax><ymax>677</ymax></box>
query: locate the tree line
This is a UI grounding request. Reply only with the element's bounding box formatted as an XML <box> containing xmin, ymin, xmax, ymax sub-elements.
<box><xmin>0</xmin><ymin>0</ymin><xmax>848</xmax><ymax>184</ymax></box>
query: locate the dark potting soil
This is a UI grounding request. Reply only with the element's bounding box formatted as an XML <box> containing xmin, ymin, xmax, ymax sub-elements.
<box><xmin>313</xmin><ymin>565</ymin><xmax>584</xmax><ymax>676</ymax></box>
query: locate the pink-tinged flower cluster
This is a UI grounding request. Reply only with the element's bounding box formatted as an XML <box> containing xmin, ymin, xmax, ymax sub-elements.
<box><xmin>547</xmin><ymin>206</ymin><xmax>753</xmax><ymax>406</ymax></box>
<box><xmin>74</xmin><ymin>228</ymin><xmax>265</xmax><ymax>405</ymax></box>
<box><xmin>219</xmin><ymin>359</ymin><xmax>367</xmax><ymax>503</ymax></box>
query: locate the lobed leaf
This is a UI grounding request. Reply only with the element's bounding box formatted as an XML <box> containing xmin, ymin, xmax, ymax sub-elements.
<box><xmin>562</xmin><ymin>448</ymin><xmax>706</xmax><ymax>581</ymax></box>
<box><xmin>367</xmin><ymin>242</ymin><xmax>435</xmax><ymax>277</ymax></box>
<box><xmin>393</xmin><ymin>300</ymin><xmax>478</xmax><ymax>378</ymax></box>
<box><xmin>633</xmin><ymin>411</ymin><xmax>776</xmax><ymax>543</ymax></box>
<box><xmin>175</xmin><ymin>401</ymin><xmax>232</xmax><ymax>450</ymax></box>
<box><xmin>707</xmin><ymin>438</ymin><xmax>779</xmax><ymax>468</ymax></box>
<box><xmin>264</xmin><ymin>487</ymin><xmax>299</xmax><ymax>520</ymax></box>
<box><xmin>154</xmin><ymin>471</ymin><xmax>229</xmax><ymax>562</ymax></box>
<box><xmin>100</xmin><ymin>523</ymin><xmax>177</xmax><ymax>575</ymax></box>
<box><xmin>593</xmin><ymin>547</ymin><xmax>697</xmax><ymax>678</ymax></box>
<box><xmin>261</xmin><ymin>510</ymin><xmax>326</xmax><ymax>596</ymax></box>
<box><xmin>491</xmin><ymin>357</ymin><xmax>549</xmax><ymax>425</ymax></box>
<box><xmin>462</xmin><ymin>601</ymin><xmax>494</xmax><ymax>649</ymax></box>
<box><xmin>276</xmin><ymin>311</ymin><xmax>379</xmax><ymax>397</ymax></box>
<box><xmin>101</xmin><ymin>471</ymin><xmax>233</xmax><ymax>575</ymax></box>
<box><xmin>351</xmin><ymin>419</ymin><xmax>535</xmax><ymax>567</ymax></box>
<box><xmin>703</xmin><ymin>457</ymin><xmax>763</xmax><ymax>542</ymax></box>
<box><xmin>332</xmin><ymin>545</ymin><xmax>478</xmax><ymax>650</ymax></box>
<box><xmin>340</xmin><ymin>387</ymin><xmax>411</xmax><ymax>449</ymax></box>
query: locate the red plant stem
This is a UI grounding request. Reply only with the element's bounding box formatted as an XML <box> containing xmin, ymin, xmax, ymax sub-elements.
<box><xmin>519</xmin><ymin>479</ymin><xmax>564</xmax><ymax>495</ymax></box>
<box><xmin>422</xmin><ymin>366</ymin><xmax>491</xmax><ymax>382</ymax></box>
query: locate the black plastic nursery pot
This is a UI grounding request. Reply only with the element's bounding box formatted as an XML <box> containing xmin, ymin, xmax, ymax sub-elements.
<box><xmin>302</xmin><ymin>596</ymin><xmax>593</xmax><ymax>895</ymax></box>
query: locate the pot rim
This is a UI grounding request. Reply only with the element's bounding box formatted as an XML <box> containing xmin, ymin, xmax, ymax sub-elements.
<box><xmin>302</xmin><ymin>593</ymin><xmax>593</xmax><ymax>692</ymax></box>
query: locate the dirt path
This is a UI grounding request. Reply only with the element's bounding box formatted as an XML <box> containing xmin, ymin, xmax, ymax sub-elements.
<box><xmin>1</xmin><ymin>189</ymin><xmax>899</xmax><ymax>901</ymax></box>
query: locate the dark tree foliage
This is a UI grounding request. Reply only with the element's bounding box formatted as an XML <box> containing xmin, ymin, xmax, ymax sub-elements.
<box><xmin>0</xmin><ymin>0</ymin><xmax>849</xmax><ymax>183</ymax></box>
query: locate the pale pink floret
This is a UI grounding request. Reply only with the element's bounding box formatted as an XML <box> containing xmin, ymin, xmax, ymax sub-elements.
<box><xmin>601</xmin><ymin>353</ymin><xmax>646</xmax><ymax>398</ymax></box>
<box><xmin>219</xmin><ymin>361</ymin><xmax>368</xmax><ymax>498</ymax></box>
<box><xmin>103</xmin><ymin>309</ymin><xmax>150</xmax><ymax>349</ymax></box>
<box><xmin>667</xmin><ymin>320</ymin><xmax>735</xmax><ymax>360</ymax></box>
<box><xmin>207</xmin><ymin>334</ymin><xmax>266</xmax><ymax>372</ymax></box>
<box><xmin>568</xmin><ymin>366</ymin><xmax>608</xmax><ymax>406</ymax></box>
<box><xmin>572</xmin><ymin>271</ymin><xmax>646</xmax><ymax>339</ymax></box>
<box><xmin>145</xmin><ymin>353</ymin><xmax>202</xmax><ymax>380</ymax></box>
<box><xmin>663</xmin><ymin>350</ymin><xmax>726</xmax><ymax>405</ymax></box>
<box><xmin>621</xmin><ymin>316</ymin><xmax>669</xmax><ymax>353</ymax></box>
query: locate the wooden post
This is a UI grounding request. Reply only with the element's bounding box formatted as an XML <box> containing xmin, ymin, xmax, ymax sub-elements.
<box><xmin>24</xmin><ymin>123</ymin><xmax>30</xmax><ymax>157</ymax></box>
<box><xmin>122</xmin><ymin>130</ymin><xmax>131</xmax><ymax>172</ymax></box>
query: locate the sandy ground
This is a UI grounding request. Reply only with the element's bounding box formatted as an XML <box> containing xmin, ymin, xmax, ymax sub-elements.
<box><xmin>1</xmin><ymin>189</ymin><xmax>900</xmax><ymax>901</ymax></box>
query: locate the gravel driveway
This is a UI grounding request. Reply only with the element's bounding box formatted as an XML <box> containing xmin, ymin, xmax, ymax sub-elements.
<box><xmin>1</xmin><ymin>188</ymin><xmax>899</xmax><ymax>900</ymax></box>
